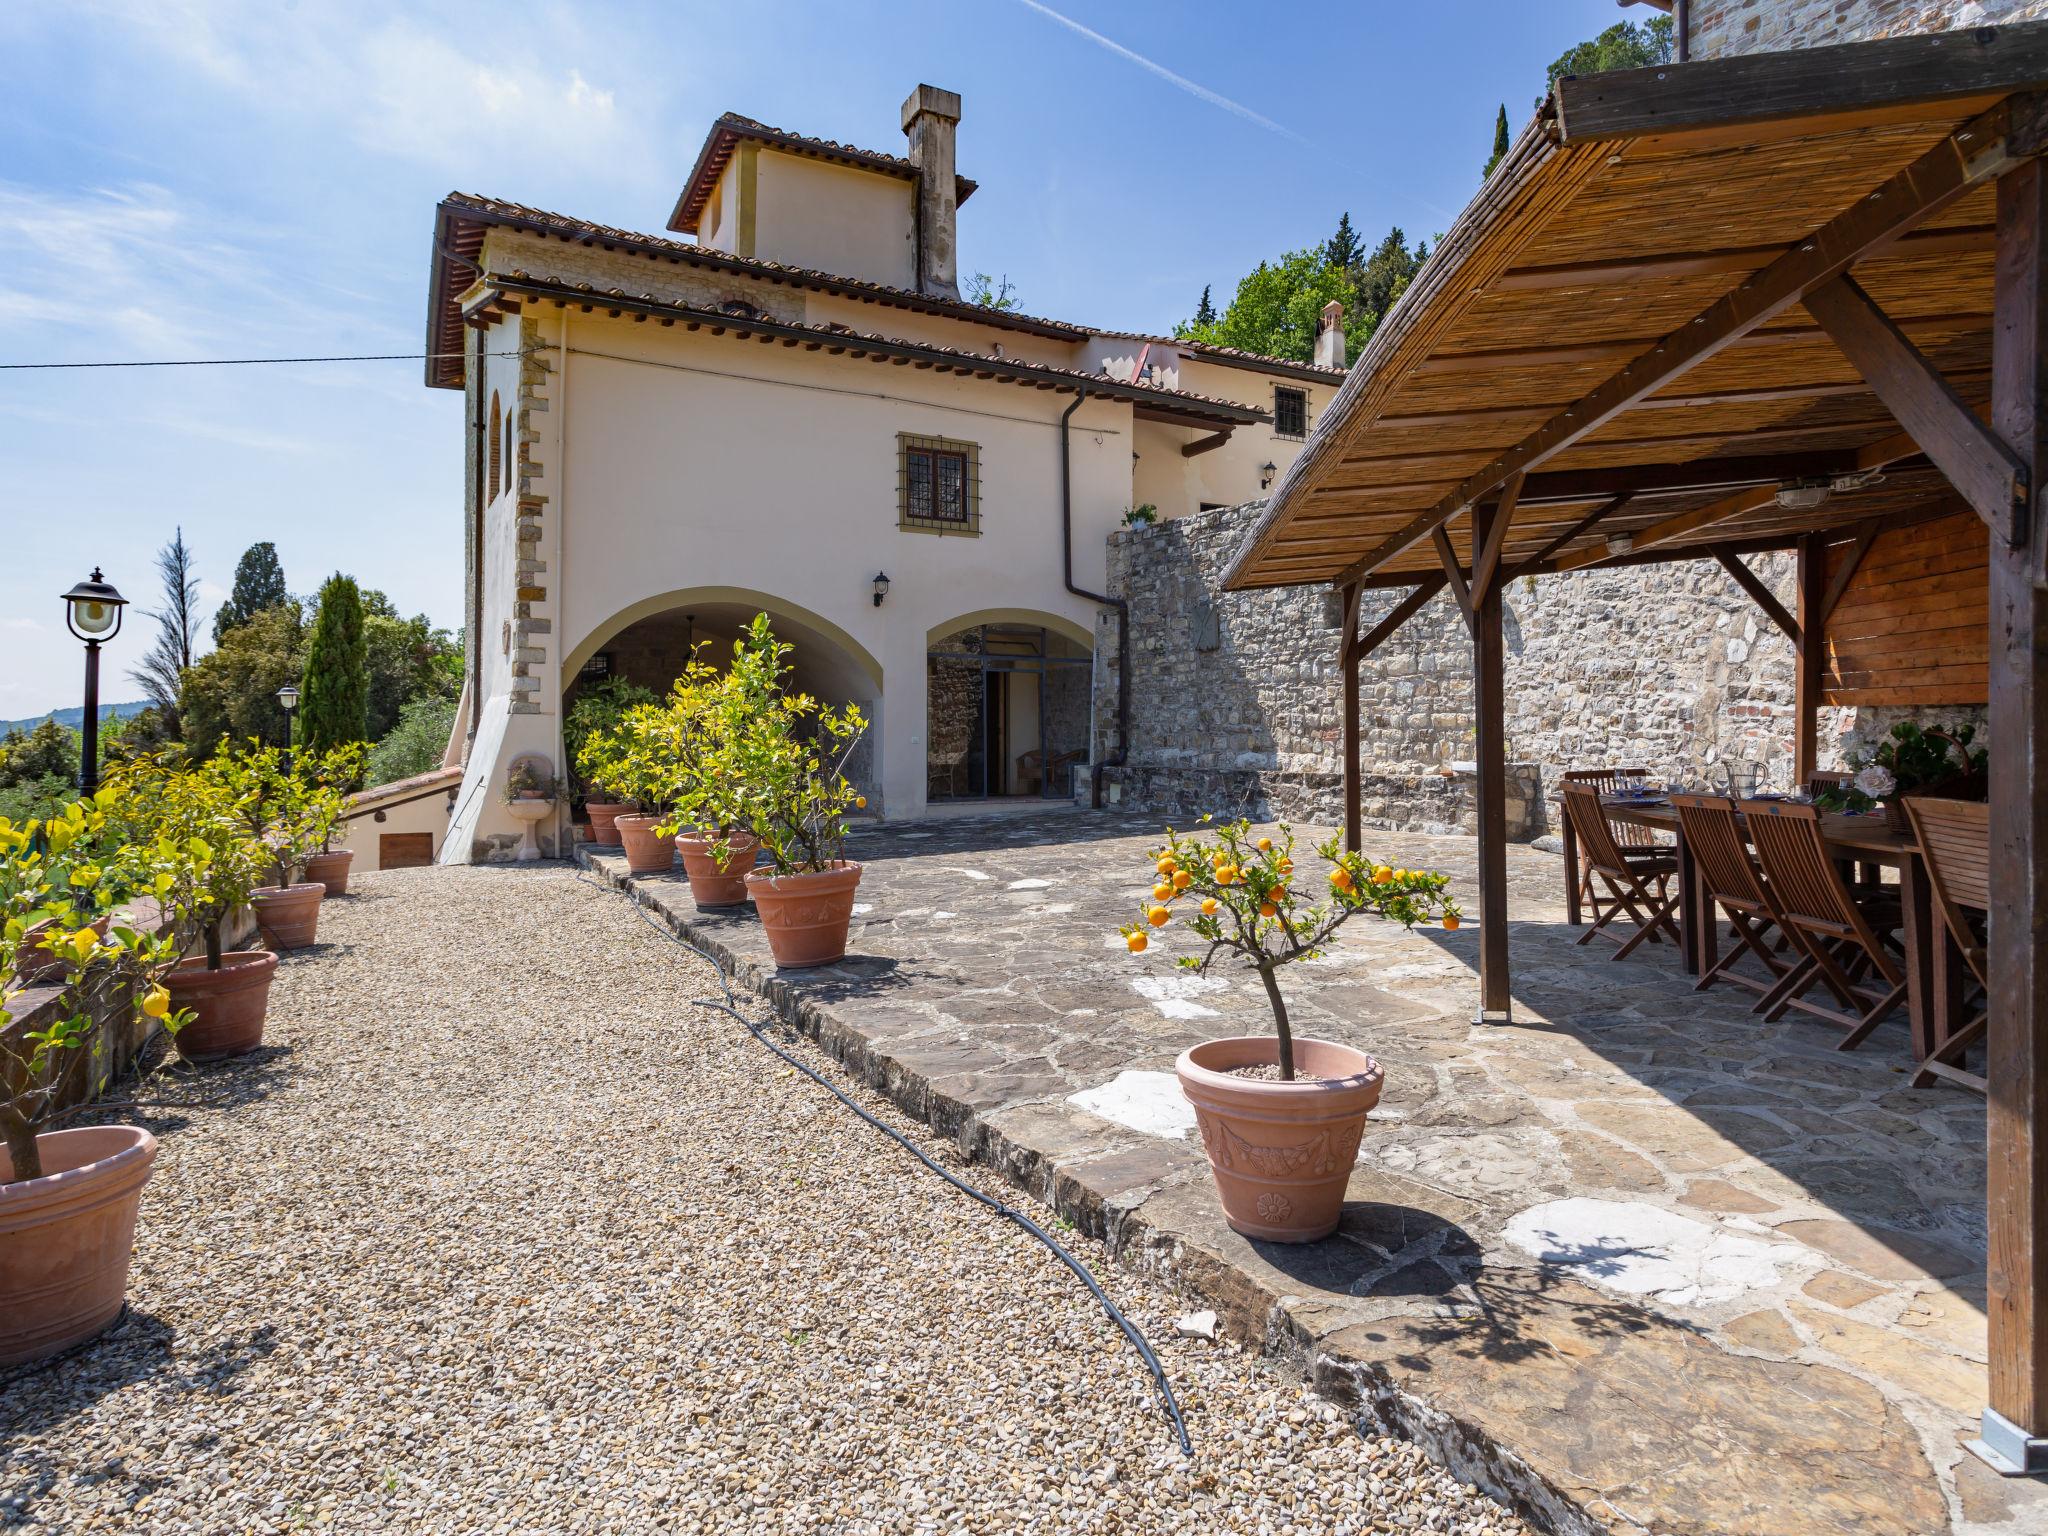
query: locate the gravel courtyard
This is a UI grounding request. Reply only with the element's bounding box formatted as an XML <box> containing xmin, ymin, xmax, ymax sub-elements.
<box><xmin>0</xmin><ymin>864</ymin><xmax>1526</xmax><ymax>1536</ymax></box>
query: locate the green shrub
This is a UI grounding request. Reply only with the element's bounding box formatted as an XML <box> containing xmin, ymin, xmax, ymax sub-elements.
<box><xmin>367</xmin><ymin>696</ymin><xmax>459</xmax><ymax>786</ymax></box>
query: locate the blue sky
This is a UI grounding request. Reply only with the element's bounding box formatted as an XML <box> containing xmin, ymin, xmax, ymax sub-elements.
<box><xmin>0</xmin><ymin>0</ymin><xmax>1625</xmax><ymax>720</ymax></box>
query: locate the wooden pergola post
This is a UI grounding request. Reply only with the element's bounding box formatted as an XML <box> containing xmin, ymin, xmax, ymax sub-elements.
<box><xmin>1341</xmin><ymin>582</ymin><xmax>1362</xmax><ymax>854</ymax></box>
<box><xmin>1979</xmin><ymin>153</ymin><xmax>2048</xmax><ymax>1476</ymax></box>
<box><xmin>1471</xmin><ymin>498</ymin><xmax>1512</xmax><ymax>1024</ymax></box>
<box><xmin>1794</xmin><ymin>533</ymin><xmax>1827</xmax><ymax>785</ymax></box>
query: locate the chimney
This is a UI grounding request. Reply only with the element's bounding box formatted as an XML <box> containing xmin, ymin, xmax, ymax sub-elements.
<box><xmin>901</xmin><ymin>84</ymin><xmax>962</xmax><ymax>300</ymax></box>
<box><xmin>1315</xmin><ymin>300</ymin><xmax>1346</xmax><ymax>370</ymax></box>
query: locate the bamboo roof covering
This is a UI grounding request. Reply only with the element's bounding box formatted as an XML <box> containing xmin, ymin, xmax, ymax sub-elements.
<box><xmin>1225</xmin><ymin>22</ymin><xmax>2048</xmax><ymax>592</ymax></box>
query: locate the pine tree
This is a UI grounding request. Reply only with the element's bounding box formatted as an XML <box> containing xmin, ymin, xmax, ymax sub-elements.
<box><xmin>131</xmin><ymin>527</ymin><xmax>203</xmax><ymax>721</ymax></box>
<box><xmin>212</xmin><ymin>541</ymin><xmax>288</xmax><ymax>642</ymax></box>
<box><xmin>1326</xmin><ymin>212</ymin><xmax>1363</xmax><ymax>272</ymax></box>
<box><xmin>1194</xmin><ymin>284</ymin><xmax>1217</xmax><ymax>327</ymax></box>
<box><xmin>1484</xmin><ymin>105</ymin><xmax>1510</xmax><ymax>178</ymax></box>
<box><xmin>299</xmin><ymin>574</ymin><xmax>368</xmax><ymax>754</ymax></box>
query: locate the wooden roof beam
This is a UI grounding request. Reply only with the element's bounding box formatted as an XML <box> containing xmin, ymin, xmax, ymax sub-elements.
<box><xmin>1343</xmin><ymin>576</ymin><xmax>1447</xmax><ymax>665</ymax></box>
<box><xmin>1412</xmin><ymin>312</ymin><xmax>1986</xmax><ymax>376</ymax></box>
<box><xmin>1709</xmin><ymin>547</ymin><xmax>1801</xmax><ymax>642</ymax></box>
<box><xmin>1496</xmin><ymin>496</ymin><xmax>1633</xmax><ymax>587</ymax></box>
<box><xmin>1182</xmin><ymin>429</ymin><xmax>1233</xmax><ymax>457</ymax></box>
<box><xmin>1432</xmin><ymin>524</ymin><xmax>1476</xmax><ymax>638</ymax></box>
<box><xmin>1554</xmin><ymin>20</ymin><xmax>2048</xmax><ymax>143</ymax></box>
<box><xmin>1804</xmin><ymin>272</ymin><xmax>2030</xmax><ymax>540</ymax></box>
<box><xmin>1333</xmin><ymin>96</ymin><xmax>2029</xmax><ymax>588</ymax></box>
<box><xmin>1470</xmin><ymin>473</ymin><xmax>1523</xmax><ymax>599</ymax></box>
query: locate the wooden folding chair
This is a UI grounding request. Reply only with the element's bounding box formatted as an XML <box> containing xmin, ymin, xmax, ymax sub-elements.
<box><xmin>1806</xmin><ymin>770</ymin><xmax>1881</xmax><ymax>890</ymax></box>
<box><xmin>1903</xmin><ymin>796</ymin><xmax>1990</xmax><ymax>1094</ymax></box>
<box><xmin>1559</xmin><ymin>782</ymin><xmax>1681</xmax><ymax>960</ymax></box>
<box><xmin>1669</xmin><ymin>793</ymin><xmax>1792</xmax><ymax>998</ymax></box>
<box><xmin>1743</xmin><ymin>799</ymin><xmax>1905</xmax><ymax>1050</ymax></box>
<box><xmin>1561</xmin><ymin>766</ymin><xmax>1658</xmax><ymax>914</ymax></box>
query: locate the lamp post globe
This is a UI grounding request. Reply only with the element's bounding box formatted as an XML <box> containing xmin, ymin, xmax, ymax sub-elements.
<box><xmin>60</xmin><ymin>568</ymin><xmax>127</xmax><ymax>796</ymax></box>
<box><xmin>276</xmin><ymin>682</ymin><xmax>301</xmax><ymax>769</ymax></box>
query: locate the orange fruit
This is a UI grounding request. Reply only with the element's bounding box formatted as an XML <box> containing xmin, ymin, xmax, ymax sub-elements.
<box><xmin>1278</xmin><ymin>857</ymin><xmax>1294</xmax><ymax>875</ymax></box>
<box><xmin>1217</xmin><ymin>865</ymin><xmax>1237</xmax><ymax>885</ymax></box>
<box><xmin>1200</xmin><ymin>897</ymin><xmax>1218</xmax><ymax>915</ymax></box>
<box><xmin>1394</xmin><ymin>868</ymin><xmax>1410</xmax><ymax>880</ymax></box>
<box><xmin>1371</xmin><ymin>865</ymin><xmax>1393</xmax><ymax>885</ymax></box>
<box><xmin>1147</xmin><ymin>905</ymin><xmax>1171</xmax><ymax>927</ymax></box>
<box><xmin>1442</xmin><ymin>913</ymin><xmax>1461</xmax><ymax>932</ymax></box>
<box><xmin>1172</xmin><ymin>870</ymin><xmax>1192</xmax><ymax>890</ymax></box>
<box><xmin>1270</xmin><ymin>885</ymin><xmax>1287</xmax><ymax>903</ymax></box>
<box><xmin>1329</xmin><ymin>868</ymin><xmax>1354</xmax><ymax>891</ymax></box>
<box><xmin>1126</xmin><ymin>932</ymin><xmax>1148</xmax><ymax>953</ymax></box>
<box><xmin>1258</xmin><ymin>901</ymin><xmax>1278</xmax><ymax>917</ymax></box>
<box><xmin>1156</xmin><ymin>855</ymin><xmax>1177</xmax><ymax>875</ymax></box>
<box><xmin>1256</xmin><ymin>836</ymin><xmax>1273</xmax><ymax>852</ymax></box>
<box><xmin>1152</xmin><ymin>882</ymin><xmax>1173</xmax><ymax>902</ymax></box>
<box><xmin>855</xmin><ymin>796</ymin><xmax>867</xmax><ymax>809</ymax></box>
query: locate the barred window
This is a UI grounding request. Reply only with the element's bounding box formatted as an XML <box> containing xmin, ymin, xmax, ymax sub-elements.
<box><xmin>897</xmin><ymin>433</ymin><xmax>981</xmax><ymax>535</ymax></box>
<box><xmin>1275</xmin><ymin>387</ymin><xmax>1307</xmax><ymax>439</ymax></box>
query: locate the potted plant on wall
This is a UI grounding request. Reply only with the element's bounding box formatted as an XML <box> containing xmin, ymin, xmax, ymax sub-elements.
<box><xmin>113</xmin><ymin>755</ymin><xmax>277</xmax><ymax>1060</ymax></box>
<box><xmin>567</xmin><ymin>678</ymin><xmax>658</xmax><ymax>848</ymax></box>
<box><xmin>2</xmin><ymin>789</ymin><xmax>192</xmax><ymax>1366</ymax></box>
<box><xmin>501</xmin><ymin>759</ymin><xmax>559</xmax><ymax>863</ymax></box>
<box><xmin>725</xmin><ymin>616</ymin><xmax>870</xmax><ymax>967</ymax></box>
<box><xmin>651</xmin><ymin>641</ymin><xmax>765</xmax><ymax>907</ymax></box>
<box><xmin>1120</xmin><ymin>819</ymin><xmax>1458</xmax><ymax>1242</ymax></box>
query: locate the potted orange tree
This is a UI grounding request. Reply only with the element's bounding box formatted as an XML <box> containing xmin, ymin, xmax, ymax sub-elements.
<box><xmin>2</xmin><ymin>788</ymin><xmax>193</xmax><ymax>1365</ymax></box>
<box><xmin>1121</xmin><ymin>819</ymin><xmax>1457</xmax><ymax>1242</ymax></box>
<box><xmin>723</xmin><ymin>616</ymin><xmax>868</xmax><ymax>966</ymax></box>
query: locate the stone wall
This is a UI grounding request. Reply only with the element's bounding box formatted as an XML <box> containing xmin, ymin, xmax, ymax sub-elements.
<box><xmin>1688</xmin><ymin>0</ymin><xmax>2048</xmax><ymax>58</ymax></box>
<box><xmin>1091</xmin><ymin>503</ymin><xmax>1899</xmax><ymax>839</ymax></box>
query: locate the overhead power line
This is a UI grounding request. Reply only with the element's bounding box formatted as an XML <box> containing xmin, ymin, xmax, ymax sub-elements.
<box><xmin>0</xmin><ymin>350</ymin><xmax>524</xmax><ymax>371</ymax></box>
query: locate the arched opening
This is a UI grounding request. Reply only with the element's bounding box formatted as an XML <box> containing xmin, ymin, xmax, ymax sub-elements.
<box><xmin>564</xmin><ymin>588</ymin><xmax>885</xmax><ymax>805</ymax></box>
<box><xmin>487</xmin><ymin>390</ymin><xmax>502</xmax><ymax>502</ymax></box>
<box><xmin>926</xmin><ymin>616</ymin><xmax>1092</xmax><ymax>803</ymax></box>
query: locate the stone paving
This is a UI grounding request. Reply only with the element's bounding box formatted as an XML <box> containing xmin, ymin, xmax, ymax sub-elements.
<box><xmin>582</xmin><ymin>809</ymin><xmax>2048</xmax><ymax>1536</ymax></box>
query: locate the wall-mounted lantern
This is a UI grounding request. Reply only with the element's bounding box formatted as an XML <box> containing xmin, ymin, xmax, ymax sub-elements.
<box><xmin>872</xmin><ymin>572</ymin><xmax>891</xmax><ymax>608</ymax></box>
<box><xmin>1259</xmin><ymin>461</ymin><xmax>1278</xmax><ymax>491</ymax></box>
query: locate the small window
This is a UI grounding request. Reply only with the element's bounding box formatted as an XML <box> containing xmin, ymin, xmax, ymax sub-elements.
<box><xmin>487</xmin><ymin>390</ymin><xmax>502</xmax><ymax>499</ymax></box>
<box><xmin>503</xmin><ymin>404</ymin><xmax>515</xmax><ymax>494</ymax></box>
<box><xmin>1274</xmin><ymin>387</ymin><xmax>1307</xmax><ymax>440</ymax></box>
<box><xmin>897</xmin><ymin>433</ymin><xmax>981</xmax><ymax>536</ymax></box>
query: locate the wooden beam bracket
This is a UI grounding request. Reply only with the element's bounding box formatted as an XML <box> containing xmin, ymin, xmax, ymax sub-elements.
<box><xmin>1709</xmin><ymin>546</ymin><xmax>1800</xmax><ymax>643</ymax></box>
<box><xmin>1432</xmin><ymin>525</ymin><xmax>1477</xmax><ymax>637</ymax></box>
<box><xmin>1805</xmin><ymin>274</ymin><xmax>2032</xmax><ymax>545</ymax></box>
<box><xmin>1181</xmin><ymin>430</ymin><xmax>1233</xmax><ymax>458</ymax></box>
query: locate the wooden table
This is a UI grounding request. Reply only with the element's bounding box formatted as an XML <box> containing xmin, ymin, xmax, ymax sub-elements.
<box><xmin>1561</xmin><ymin>797</ymin><xmax>1958</xmax><ymax>1060</ymax></box>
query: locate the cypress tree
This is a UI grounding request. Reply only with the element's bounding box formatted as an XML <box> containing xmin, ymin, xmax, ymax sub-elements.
<box><xmin>1326</xmin><ymin>212</ymin><xmax>1362</xmax><ymax>272</ymax></box>
<box><xmin>299</xmin><ymin>574</ymin><xmax>368</xmax><ymax>754</ymax></box>
<box><xmin>213</xmin><ymin>541</ymin><xmax>288</xmax><ymax>642</ymax></box>
<box><xmin>1484</xmin><ymin>106</ymin><xmax>1510</xmax><ymax>178</ymax></box>
<box><xmin>1194</xmin><ymin>284</ymin><xmax>1217</xmax><ymax>327</ymax></box>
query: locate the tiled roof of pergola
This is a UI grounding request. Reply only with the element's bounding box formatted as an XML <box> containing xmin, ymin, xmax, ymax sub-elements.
<box><xmin>1223</xmin><ymin>22</ymin><xmax>2048</xmax><ymax>592</ymax></box>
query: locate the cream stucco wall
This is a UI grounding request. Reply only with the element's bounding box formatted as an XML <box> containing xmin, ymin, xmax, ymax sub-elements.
<box><xmin>751</xmin><ymin>151</ymin><xmax>917</xmax><ymax>288</ymax></box>
<box><xmin>449</xmin><ymin>304</ymin><xmax>1133</xmax><ymax>838</ymax></box>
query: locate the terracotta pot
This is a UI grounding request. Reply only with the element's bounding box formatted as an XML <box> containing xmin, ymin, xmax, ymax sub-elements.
<box><xmin>585</xmin><ymin>803</ymin><xmax>627</xmax><ymax>847</ymax></box>
<box><xmin>745</xmin><ymin>862</ymin><xmax>863</xmax><ymax>968</ymax></box>
<box><xmin>614</xmin><ymin>814</ymin><xmax>676</xmax><ymax>874</ymax></box>
<box><xmin>1176</xmin><ymin>1036</ymin><xmax>1384</xmax><ymax>1243</ymax></box>
<box><xmin>251</xmin><ymin>882</ymin><xmax>324</xmax><ymax>950</ymax></box>
<box><xmin>163</xmin><ymin>949</ymin><xmax>278</xmax><ymax>1060</ymax></box>
<box><xmin>12</xmin><ymin>914</ymin><xmax>111</xmax><ymax>985</ymax></box>
<box><xmin>301</xmin><ymin>849</ymin><xmax>353</xmax><ymax>898</ymax></box>
<box><xmin>0</xmin><ymin>1125</ymin><xmax>158</xmax><ymax>1368</ymax></box>
<box><xmin>675</xmin><ymin>830</ymin><xmax>761</xmax><ymax>906</ymax></box>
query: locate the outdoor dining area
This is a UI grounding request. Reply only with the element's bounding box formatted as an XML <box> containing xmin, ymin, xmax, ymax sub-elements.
<box><xmin>1556</xmin><ymin>756</ymin><xmax>1989</xmax><ymax>1092</ymax></box>
<box><xmin>1220</xmin><ymin>25</ymin><xmax>2048</xmax><ymax>1478</ymax></box>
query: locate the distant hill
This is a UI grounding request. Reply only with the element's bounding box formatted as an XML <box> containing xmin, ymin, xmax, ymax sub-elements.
<box><xmin>0</xmin><ymin>701</ymin><xmax>151</xmax><ymax>735</ymax></box>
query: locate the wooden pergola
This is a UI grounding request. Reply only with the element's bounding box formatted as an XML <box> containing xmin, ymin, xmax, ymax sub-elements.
<box><xmin>1224</xmin><ymin>24</ymin><xmax>2048</xmax><ymax>1475</ymax></box>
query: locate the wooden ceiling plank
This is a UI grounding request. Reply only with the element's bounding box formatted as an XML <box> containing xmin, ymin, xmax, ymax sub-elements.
<box><xmin>1804</xmin><ymin>272</ymin><xmax>2029</xmax><ymax>536</ymax></box>
<box><xmin>1333</xmin><ymin>99</ymin><xmax>2022</xmax><ymax>588</ymax></box>
<box><xmin>1498</xmin><ymin>496</ymin><xmax>1633</xmax><ymax>586</ymax></box>
<box><xmin>1494</xmin><ymin>224</ymin><xmax>1992</xmax><ymax>292</ymax></box>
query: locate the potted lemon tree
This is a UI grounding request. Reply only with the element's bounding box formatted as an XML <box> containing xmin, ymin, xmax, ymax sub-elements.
<box><xmin>567</xmin><ymin>677</ymin><xmax>657</xmax><ymax>847</ymax></box>
<box><xmin>2</xmin><ymin>788</ymin><xmax>193</xmax><ymax>1366</ymax></box>
<box><xmin>111</xmin><ymin>754</ymin><xmax>276</xmax><ymax>1059</ymax></box>
<box><xmin>1121</xmin><ymin>819</ymin><xmax>1457</xmax><ymax>1242</ymax></box>
<box><xmin>720</xmin><ymin>616</ymin><xmax>868</xmax><ymax>966</ymax></box>
<box><xmin>205</xmin><ymin>742</ymin><xmax>353</xmax><ymax>950</ymax></box>
<box><xmin>649</xmin><ymin>638</ymin><xmax>768</xmax><ymax>906</ymax></box>
<box><xmin>586</xmin><ymin>715</ymin><xmax>678</xmax><ymax>875</ymax></box>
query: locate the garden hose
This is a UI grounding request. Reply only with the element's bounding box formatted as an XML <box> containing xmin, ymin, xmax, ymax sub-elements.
<box><xmin>576</xmin><ymin>871</ymin><xmax>1194</xmax><ymax>1457</ymax></box>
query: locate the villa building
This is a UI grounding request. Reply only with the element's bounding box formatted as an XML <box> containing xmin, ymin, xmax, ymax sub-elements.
<box><xmin>423</xmin><ymin>88</ymin><xmax>1344</xmax><ymax>860</ymax></box>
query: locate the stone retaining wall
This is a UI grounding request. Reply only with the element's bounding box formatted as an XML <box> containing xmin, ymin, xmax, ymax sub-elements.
<box><xmin>1091</xmin><ymin>503</ymin><xmax>1878</xmax><ymax>838</ymax></box>
<box><xmin>1688</xmin><ymin>0</ymin><xmax>2048</xmax><ymax>60</ymax></box>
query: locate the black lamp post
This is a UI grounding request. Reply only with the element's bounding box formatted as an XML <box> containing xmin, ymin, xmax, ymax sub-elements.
<box><xmin>61</xmin><ymin>568</ymin><xmax>128</xmax><ymax>796</ymax></box>
<box><xmin>276</xmin><ymin>682</ymin><xmax>300</xmax><ymax>773</ymax></box>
